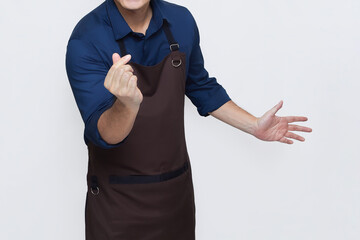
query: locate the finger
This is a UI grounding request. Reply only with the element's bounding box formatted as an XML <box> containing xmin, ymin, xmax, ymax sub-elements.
<box><xmin>105</xmin><ymin>54</ymin><xmax>132</xmax><ymax>91</ymax></box>
<box><xmin>122</xmin><ymin>64</ymin><xmax>134</xmax><ymax>73</ymax></box>
<box><xmin>119</xmin><ymin>71</ymin><xmax>133</xmax><ymax>92</ymax></box>
<box><xmin>111</xmin><ymin>65</ymin><xmax>133</xmax><ymax>92</ymax></box>
<box><xmin>104</xmin><ymin>68</ymin><xmax>118</xmax><ymax>90</ymax></box>
<box><xmin>288</xmin><ymin>124</ymin><xmax>312</xmax><ymax>132</ymax></box>
<box><xmin>268</xmin><ymin>100</ymin><xmax>283</xmax><ymax>116</ymax></box>
<box><xmin>112</xmin><ymin>53</ymin><xmax>121</xmax><ymax>64</ymax></box>
<box><xmin>128</xmin><ymin>75</ymin><xmax>137</xmax><ymax>93</ymax></box>
<box><xmin>113</xmin><ymin>54</ymin><xmax>131</xmax><ymax>69</ymax></box>
<box><xmin>107</xmin><ymin>53</ymin><xmax>130</xmax><ymax>76</ymax></box>
<box><xmin>105</xmin><ymin>57</ymin><xmax>125</xmax><ymax>83</ymax></box>
<box><xmin>112</xmin><ymin>65</ymin><xmax>134</xmax><ymax>86</ymax></box>
<box><xmin>285</xmin><ymin>116</ymin><xmax>308</xmax><ymax>123</ymax></box>
<box><xmin>107</xmin><ymin>53</ymin><xmax>132</xmax><ymax>78</ymax></box>
<box><xmin>279</xmin><ymin>136</ymin><xmax>293</xmax><ymax>144</ymax></box>
<box><xmin>111</xmin><ymin>67</ymin><xmax>126</xmax><ymax>91</ymax></box>
<box><xmin>285</xmin><ymin>132</ymin><xmax>305</xmax><ymax>141</ymax></box>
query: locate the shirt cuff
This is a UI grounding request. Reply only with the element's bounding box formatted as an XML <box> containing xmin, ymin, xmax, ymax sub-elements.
<box><xmin>197</xmin><ymin>86</ymin><xmax>231</xmax><ymax>117</ymax></box>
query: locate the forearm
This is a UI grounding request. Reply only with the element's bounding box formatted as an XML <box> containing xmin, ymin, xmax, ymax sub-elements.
<box><xmin>209</xmin><ymin>100</ymin><xmax>258</xmax><ymax>136</ymax></box>
<box><xmin>97</xmin><ymin>98</ymin><xmax>139</xmax><ymax>144</ymax></box>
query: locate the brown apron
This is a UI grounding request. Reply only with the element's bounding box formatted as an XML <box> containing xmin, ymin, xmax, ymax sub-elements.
<box><xmin>85</xmin><ymin>20</ymin><xmax>196</xmax><ymax>239</ymax></box>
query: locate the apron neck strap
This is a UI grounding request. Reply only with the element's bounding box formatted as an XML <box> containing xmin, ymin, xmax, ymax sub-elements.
<box><xmin>162</xmin><ymin>20</ymin><xmax>179</xmax><ymax>51</ymax></box>
<box><xmin>117</xmin><ymin>38</ymin><xmax>127</xmax><ymax>58</ymax></box>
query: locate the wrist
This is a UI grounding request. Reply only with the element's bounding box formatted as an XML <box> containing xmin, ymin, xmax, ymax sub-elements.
<box><xmin>250</xmin><ymin>116</ymin><xmax>259</xmax><ymax>136</ymax></box>
<box><xmin>113</xmin><ymin>99</ymin><xmax>140</xmax><ymax>115</ymax></box>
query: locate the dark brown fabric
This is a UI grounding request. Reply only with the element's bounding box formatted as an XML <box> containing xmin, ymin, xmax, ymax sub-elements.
<box><xmin>85</xmin><ymin>50</ymin><xmax>196</xmax><ymax>239</ymax></box>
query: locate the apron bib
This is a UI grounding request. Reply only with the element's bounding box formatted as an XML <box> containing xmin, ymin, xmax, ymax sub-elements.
<box><xmin>85</xmin><ymin>20</ymin><xmax>196</xmax><ymax>240</ymax></box>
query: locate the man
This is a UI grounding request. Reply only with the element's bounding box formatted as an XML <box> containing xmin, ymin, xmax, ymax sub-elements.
<box><xmin>65</xmin><ymin>0</ymin><xmax>312</xmax><ymax>239</ymax></box>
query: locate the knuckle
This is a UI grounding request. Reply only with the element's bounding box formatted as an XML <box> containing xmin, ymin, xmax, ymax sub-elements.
<box><xmin>126</xmin><ymin>65</ymin><xmax>134</xmax><ymax>72</ymax></box>
<box><xmin>117</xmin><ymin>68</ymin><xmax>124</xmax><ymax>75</ymax></box>
<box><xmin>123</xmin><ymin>72</ymin><xmax>132</xmax><ymax>79</ymax></box>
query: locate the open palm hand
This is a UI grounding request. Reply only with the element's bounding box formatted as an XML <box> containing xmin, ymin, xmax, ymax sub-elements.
<box><xmin>253</xmin><ymin>100</ymin><xmax>312</xmax><ymax>144</ymax></box>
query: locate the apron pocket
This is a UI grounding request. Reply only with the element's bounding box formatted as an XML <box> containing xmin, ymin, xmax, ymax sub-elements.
<box><xmin>108</xmin><ymin>161</ymin><xmax>189</xmax><ymax>184</ymax></box>
<box><xmin>107</xmin><ymin>162</ymin><xmax>195</xmax><ymax>239</ymax></box>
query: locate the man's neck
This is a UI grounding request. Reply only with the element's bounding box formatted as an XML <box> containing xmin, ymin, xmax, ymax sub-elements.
<box><xmin>114</xmin><ymin>1</ymin><xmax>153</xmax><ymax>35</ymax></box>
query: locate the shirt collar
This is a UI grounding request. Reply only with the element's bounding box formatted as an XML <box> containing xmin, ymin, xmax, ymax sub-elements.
<box><xmin>106</xmin><ymin>0</ymin><xmax>170</xmax><ymax>40</ymax></box>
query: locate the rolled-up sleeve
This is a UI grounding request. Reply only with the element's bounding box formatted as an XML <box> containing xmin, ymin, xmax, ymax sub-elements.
<box><xmin>65</xmin><ymin>39</ymin><xmax>125</xmax><ymax>149</ymax></box>
<box><xmin>185</xmin><ymin>20</ymin><xmax>231</xmax><ymax>117</ymax></box>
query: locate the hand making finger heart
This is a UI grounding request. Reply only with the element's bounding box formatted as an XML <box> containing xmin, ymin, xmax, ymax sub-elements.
<box><xmin>104</xmin><ymin>53</ymin><xmax>143</xmax><ymax>109</ymax></box>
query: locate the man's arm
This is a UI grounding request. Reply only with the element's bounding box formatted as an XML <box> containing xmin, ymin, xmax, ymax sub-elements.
<box><xmin>98</xmin><ymin>53</ymin><xmax>143</xmax><ymax>144</ymax></box>
<box><xmin>181</xmin><ymin>10</ymin><xmax>311</xmax><ymax>144</ymax></box>
<box><xmin>209</xmin><ymin>100</ymin><xmax>258</xmax><ymax>136</ymax></box>
<box><xmin>98</xmin><ymin>98</ymin><xmax>139</xmax><ymax>144</ymax></box>
<box><xmin>66</xmin><ymin>39</ymin><xmax>142</xmax><ymax>148</ymax></box>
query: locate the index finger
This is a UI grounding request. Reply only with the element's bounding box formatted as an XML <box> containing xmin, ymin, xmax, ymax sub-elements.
<box><xmin>113</xmin><ymin>54</ymin><xmax>131</xmax><ymax>68</ymax></box>
<box><xmin>285</xmin><ymin>116</ymin><xmax>308</xmax><ymax>123</ymax></box>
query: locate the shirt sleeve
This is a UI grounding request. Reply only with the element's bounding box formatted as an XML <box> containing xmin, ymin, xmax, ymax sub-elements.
<box><xmin>65</xmin><ymin>38</ymin><xmax>126</xmax><ymax>149</ymax></box>
<box><xmin>185</xmin><ymin>19</ymin><xmax>231</xmax><ymax>117</ymax></box>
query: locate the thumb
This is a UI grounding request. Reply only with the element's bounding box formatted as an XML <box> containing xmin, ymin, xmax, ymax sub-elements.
<box><xmin>268</xmin><ymin>100</ymin><xmax>283</xmax><ymax>116</ymax></box>
<box><xmin>112</xmin><ymin>53</ymin><xmax>121</xmax><ymax>64</ymax></box>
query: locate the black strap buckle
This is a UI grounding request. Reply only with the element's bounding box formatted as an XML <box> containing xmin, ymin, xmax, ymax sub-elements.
<box><xmin>169</xmin><ymin>43</ymin><xmax>180</xmax><ymax>51</ymax></box>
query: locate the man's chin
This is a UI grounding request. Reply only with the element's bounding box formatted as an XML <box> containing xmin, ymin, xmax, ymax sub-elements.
<box><xmin>117</xmin><ymin>0</ymin><xmax>149</xmax><ymax>11</ymax></box>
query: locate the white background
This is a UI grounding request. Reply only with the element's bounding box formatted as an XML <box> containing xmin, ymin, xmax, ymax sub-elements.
<box><xmin>1</xmin><ymin>0</ymin><xmax>359</xmax><ymax>239</ymax></box>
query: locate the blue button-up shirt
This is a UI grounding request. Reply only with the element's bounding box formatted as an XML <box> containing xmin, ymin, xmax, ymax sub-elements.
<box><xmin>65</xmin><ymin>0</ymin><xmax>231</xmax><ymax>149</ymax></box>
